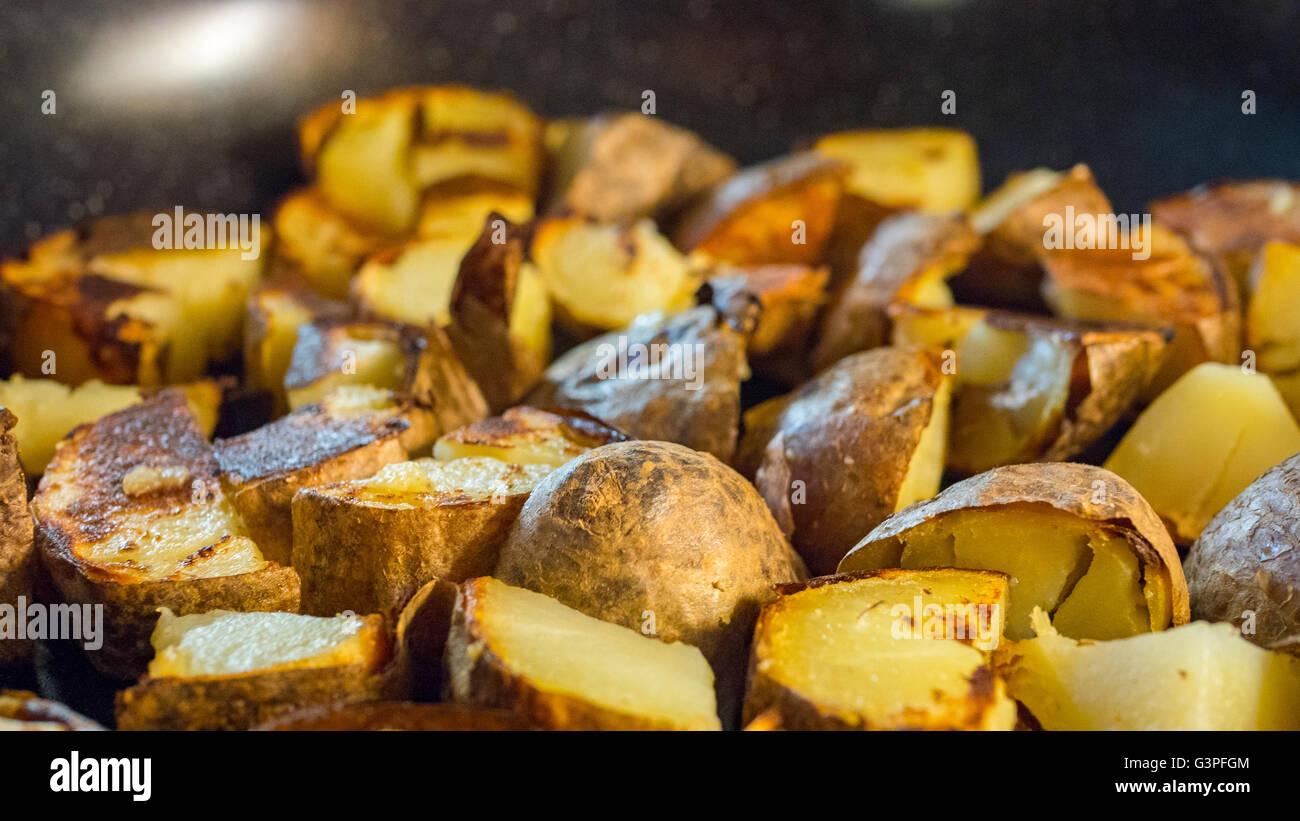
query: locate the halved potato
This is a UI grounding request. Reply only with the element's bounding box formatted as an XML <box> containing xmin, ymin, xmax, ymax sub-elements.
<box><xmin>892</xmin><ymin>304</ymin><xmax>1170</xmax><ymax>473</ymax></box>
<box><xmin>524</xmin><ymin>306</ymin><xmax>748</xmax><ymax>461</ymax></box>
<box><xmin>243</xmin><ymin>285</ymin><xmax>350</xmax><ymax>413</ymax></box>
<box><xmin>547</xmin><ymin>112</ymin><xmax>735</xmax><ymax>222</ymax></box>
<box><xmin>994</xmin><ymin>611</ymin><xmax>1300</xmax><ymax>730</ymax></box>
<box><xmin>116</xmin><ymin>608</ymin><xmax>397</xmax><ymax>731</ymax></box>
<box><xmin>434</xmin><ymin>406</ymin><xmax>627</xmax><ymax>466</ymax></box>
<box><xmin>743</xmin><ymin>568</ymin><xmax>1015</xmax><ymax>730</ymax></box>
<box><xmin>270</xmin><ymin>188</ymin><xmax>397</xmax><ymax>299</ymax></box>
<box><xmin>1104</xmin><ymin>362</ymin><xmax>1300</xmax><ymax>543</ymax></box>
<box><xmin>737</xmin><ymin>347</ymin><xmax>950</xmax><ymax>576</ymax></box>
<box><xmin>31</xmin><ymin>391</ymin><xmax>299</xmax><ymax>679</ymax></box>
<box><xmin>292</xmin><ymin>456</ymin><xmax>552</xmax><ymax>618</ymax></box>
<box><xmin>0</xmin><ymin>690</ymin><xmax>104</xmax><ymax>730</ymax></box>
<box><xmin>839</xmin><ymin>462</ymin><xmax>1190</xmax><ymax>642</ymax></box>
<box><xmin>446</xmin><ymin>577</ymin><xmax>721</xmax><ymax>730</ymax></box>
<box><xmin>812</xmin><ymin>128</ymin><xmax>980</xmax><ymax>213</ymax></box>
<box><xmin>530</xmin><ymin>216</ymin><xmax>699</xmax><ymax>332</ymax></box>
<box><xmin>813</xmin><ymin>212</ymin><xmax>979</xmax><ymax>370</ymax></box>
<box><xmin>671</xmin><ymin>152</ymin><xmax>849</xmax><ymax>265</ymax></box>
<box><xmin>0</xmin><ymin>408</ymin><xmax>36</xmax><ymax>666</ymax></box>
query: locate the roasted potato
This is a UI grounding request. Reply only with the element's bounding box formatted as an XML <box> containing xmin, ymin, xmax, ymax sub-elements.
<box><xmin>702</xmin><ymin>262</ymin><xmax>828</xmax><ymax>357</ymax></box>
<box><xmin>812</xmin><ymin>128</ymin><xmax>980</xmax><ymax>213</ymax></box>
<box><xmin>525</xmin><ymin>305</ymin><xmax>749</xmax><ymax>461</ymax></box>
<box><xmin>530</xmin><ymin>215</ymin><xmax>699</xmax><ymax>333</ymax></box>
<box><xmin>813</xmin><ymin>212</ymin><xmax>980</xmax><ymax>370</ymax></box>
<box><xmin>293</xmin><ymin>456</ymin><xmax>552</xmax><ymax>619</ymax></box>
<box><xmin>743</xmin><ymin>568</ymin><xmax>1016</xmax><ymax>731</ymax></box>
<box><xmin>31</xmin><ymin>391</ymin><xmax>300</xmax><ymax>679</ymax></box>
<box><xmin>0</xmin><ymin>690</ymin><xmax>104</xmax><ymax>730</ymax></box>
<box><xmin>546</xmin><ymin>112</ymin><xmax>735</xmax><ymax>223</ymax></box>
<box><xmin>243</xmin><ymin>285</ymin><xmax>350</xmax><ymax>413</ymax></box>
<box><xmin>1247</xmin><ymin>240</ymin><xmax>1300</xmax><ymax>417</ymax></box>
<box><xmin>445</xmin><ymin>577</ymin><xmax>721</xmax><ymax>730</ymax></box>
<box><xmin>671</xmin><ymin>152</ymin><xmax>849</xmax><ymax>265</ymax></box>
<box><xmin>116</xmin><ymin>608</ymin><xmax>398</xmax><ymax>731</ymax></box>
<box><xmin>270</xmin><ymin>188</ymin><xmax>397</xmax><ymax>299</ymax></box>
<box><xmin>255</xmin><ymin>701</ymin><xmax>532</xmax><ymax>731</ymax></box>
<box><xmin>839</xmin><ymin>462</ymin><xmax>1190</xmax><ymax>641</ymax></box>
<box><xmin>1185</xmin><ymin>452</ymin><xmax>1300</xmax><ymax>653</ymax></box>
<box><xmin>736</xmin><ymin>347</ymin><xmax>951</xmax><ymax>576</ymax></box>
<box><xmin>495</xmin><ymin>440</ymin><xmax>806</xmax><ymax>722</ymax></box>
<box><xmin>299</xmin><ymin>85</ymin><xmax>543</xmax><ymax>233</ymax></box>
<box><xmin>1104</xmin><ymin>362</ymin><xmax>1300</xmax><ymax>543</ymax></box>
<box><xmin>891</xmin><ymin>304</ymin><xmax>1170</xmax><ymax>473</ymax></box>
<box><xmin>433</xmin><ymin>405</ymin><xmax>628</xmax><ymax>466</ymax></box>
<box><xmin>0</xmin><ymin>408</ymin><xmax>36</xmax><ymax>666</ymax></box>
<box><xmin>215</xmin><ymin>396</ymin><xmax>412</xmax><ymax>565</ymax></box>
<box><xmin>994</xmin><ymin>612</ymin><xmax>1300</xmax><ymax>730</ymax></box>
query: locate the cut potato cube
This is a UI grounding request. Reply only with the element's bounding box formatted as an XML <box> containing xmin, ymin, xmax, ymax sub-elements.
<box><xmin>995</xmin><ymin>612</ymin><xmax>1300</xmax><ymax>730</ymax></box>
<box><xmin>813</xmin><ymin>128</ymin><xmax>980</xmax><ymax>213</ymax></box>
<box><xmin>270</xmin><ymin>188</ymin><xmax>396</xmax><ymax>299</ymax></box>
<box><xmin>243</xmin><ymin>286</ymin><xmax>349</xmax><ymax>413</ymax></box>
<box><xmin>446</xmin><ymin>577</ymin><xmax>721</xmax><ymax>730</ymax></box>
<box><xmin>1104</xmin><ymin>362</ymin><xmax>1300</xmax><ymax>543</ymax></box>
<box><xmin>352</xmin><ymin>235</ymin><xmax>471</xmax><ymax>327</ymax></box>
<box><xmin>743</xmin><ymin>568</ymin><xmax>1015</xmax><ymax>731</ymax></box>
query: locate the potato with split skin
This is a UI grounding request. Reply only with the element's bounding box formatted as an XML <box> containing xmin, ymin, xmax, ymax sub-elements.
<box><xmin>546</xmin><ymin>112</ymin><xmax>736</xmax><ymax>223</ymax></box>
<box><xmin>891</xmin><ymin>304</ymin><xmax>1170</xmax><ymax>473</ymax></box>
<box><xmin>813</xmin><ymin>211</ymin><xmax>980</xmax><ymax>370</ymax></box>
<box><xmin>445</xmin><ymin>577</ymin><xmax>721</xmax><ymax>730</ymax></box>
<box><xmin>839</xmin><ymin>462</ymin><xmax>1189</xmax><ymax>642</ymax></box>
<box><xmin>1104</xmin><ymin>362</ymin><xmax>1300</xmax><ymax>544</ymax></box>
<box><xmin>0</xmin><ymin>408</ymin><xmax>36</xmax><ymax>666</ymax></box>
<box><xmin>671</xmin><ymin>152</ymin><xmax>849</xmax><ymax>266</ymax></box>
<box><xmin>736</xmin><ymin>347</ymin><xmax>951</xmax><ymax>576</ymax></box>
<box><xmin>995</xmin><ymin>612</ymin><xmax>1300</xmax><ymax>730</ymax></box>
<box><xmin>31</xmin><ymin>392</ymin><xmax>300</xmax><ymax>679</ymax></box>
<box><xmin>743</xmin><ymin>568</ymin><xmax>1016</xmax><ymax>731</ymax></box>
<box><xmin>525</xmin><ymin>305</ymin><xmax>749</xmax><ymax>461</ymax></box>
<box><xmin>116</xmin><ymin>608</ymin><xmax>400</xmax><ymax>731</ymax></box>
<box><xmin>1185</xmin><ymin>452</ymin><xmax>1300</xmax><ymax>654</ymax></box>
<box><xmin>495</xmin><ymin>440</ymin><xmax>806</xmax><ymax>723</ymax></box>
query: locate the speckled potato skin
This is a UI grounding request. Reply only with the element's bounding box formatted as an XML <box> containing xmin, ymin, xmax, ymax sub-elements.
<box><xmin>0</xmin><ymin>408</ymin><xmax>36</xmax><ymax>666</ymax></box>
<box><xmin>494</xmin><ymin>440</ymin><xmax>806</xmax><ymax>723</ymax></box>
<box><xmin>444</xmin><ymin>578</ymin><xmax>715</xmax><ymax>730</ymax></box>
<box><xmin>838</xmin><ymin>462</ymin><xmax>1190</xmax><ymax>627</ymax></box>
<box><xmin>737</xmin><ymin>347</ymin><xmax>945</xmax><ymax>576</ymax></box>
<box><xmin>115</xmin><ymin>661</ymin><xmax>401</xmax><ymax>731</ymax></box>
<box><xmin>292</xmin><ymin>487</ymin><xmax>528</xmax><ymax>619</ymax></box>
<box><xmin>1186</xmin><ymin>453</ymin><xmax>1300</xmax><ymax>653</ymax></box>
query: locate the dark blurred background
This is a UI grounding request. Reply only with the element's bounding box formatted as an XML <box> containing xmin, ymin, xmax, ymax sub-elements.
<box><xmin>1</xmin><ymin>0</ymin><xmax>1298</xmax><ymax>252</ymax></box>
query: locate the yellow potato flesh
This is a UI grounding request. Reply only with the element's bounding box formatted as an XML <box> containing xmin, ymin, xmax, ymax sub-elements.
<box><xmin>286</xmin><ymin>336</ymin><xmax>407</xmax><ymax>411</ymax></box>
<box><xmin>813</xmin><ymin>129</ymin><xmax>980</xmax><ymax>213</ymax></box>
<box><xmin>316</xmin><ymin>99</ymin><xmax>419</xmax><ymax>233</ymax></box>
<box><xmin>894</xmin><ymin>377</ymin><xmax>950</xmax><ymax>511</ymax></box>
<box><xmin>1248</xmin><ymin>241</ymin><xmax>1300</xmax><ymax>373</ymax></box>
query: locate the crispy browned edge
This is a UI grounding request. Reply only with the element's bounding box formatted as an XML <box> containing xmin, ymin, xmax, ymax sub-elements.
<box><xmin>838</xmin><ymin>462</ymin><xmax>1191</xmax><ymax>627</ymax></box>
<box><xmin>0</xmin><ymin>690</ymin><xmax>105</xmax><ymax>730</ymax></box>
<box><xmin>741</xmin><ymin>567</ymin><xmax>1012</xmax><ymax>731</ymax></box>
<box><xmin>438</xmin><ymin>406</ymin><xmax>631</xmax><ymax>452</ymax></box>
<box><xmin>0</xmin><ymin>407</ymin><xmax>36</xmax><ymax>665</ymax></box>
<box><xmin>444</xmin><ymin>577</ymin><xmax>712</xmax><ymax>730</ymax></box>
<box><xmin>1185</xmin><ymin>452</ymin><xmax>1300</xmax><ymax>654</ymax></box>
<box><xmin>738</xmin><ymin>347</ymin><xmax>945</xmax><ymax>576</ymax></box>
<box><xmin>253</xmin><ymin>700</ymin><xmax>532</xmax><ymax>731</ymax></box>
<box><xmin>702</xmin><ymin>263</ymin><xmax>829</xmax><ymax>359</ymax></box>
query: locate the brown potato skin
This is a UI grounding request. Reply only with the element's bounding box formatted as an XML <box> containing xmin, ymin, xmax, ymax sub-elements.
<box><xmin>738</xmin><ymin>347</ymin><xmax>946</xmax><ymax>576</ymax></box>
<box><xmin>494</xmin><ymin>441</ymin><xmax>806</xmax><ymax>724</ymax></box>
<box><xmin>0</xmin><ymin>407</ymin><xmax>36</xmax><ymax>666</ymax></box>
<box><xmin>0</xmin><ymin>690</ymin><xmax>105</xmax><ymax>730</ymax></box>
<box><xmin>394</xmin><ymin>578</ymin><xmax>458</xmax><ymax>700</ymax></box>
<box><xmin>838</xmin><ymin>462</ymin><xmax>1191</xmax><ymax>627</ymax></box>
<box><xmin>444</xmin><ymin>578</ymin><xmax>707</xmax><ymax>730</ymax></box>
<box><xmin>1185</xmin><ymin>452</ymin><xmax>1300</xmax><ymax>653</ymax></box>
<box><xmin>292</xmin><ymin>485</ymin><xmax>527</xmax><ymax>620</ymax></box>
<box><xmin>254</xmin><ymin>700</ymin><xmax>531</xmax><ymax>731</ymax></box>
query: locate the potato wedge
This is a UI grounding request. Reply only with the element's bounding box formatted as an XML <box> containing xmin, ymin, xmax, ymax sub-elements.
<box><xmin>215</xmin><ymin>397</ymin><xmax>411</xmax><ymax>565</ymax></box>
<box><xmin>813</xmin><ymin>212</ymin><xmax>979</xmax><ymax>370</ymax></box>
<box><xmin>524</xmin><ymin>306</ymin><xmax>748</xmax><ymax>461</ymax></box>
<box><xmin>0</xmin><ymin>408</ymin><xmax>36</xmax><ymax>666</ymax></box>
<box><xmin>495</xmin><ymin>440</ymin><xmax>806</xmax><ymax>723</ymax></box>
<box><xmin>892</xmin><ymin>304</ymin><xmax>1170</xmax><ymax>473</ymax></box>
<box><xmin>255</xmin><ymin>701</ymin><xmax>531</xmax><ymax>731</ymax></box>
<box><xmin>31</xmin><ymin>391</ymin><xmax>300</xmax><ymax>679</ymax></box>
<box><xmin>0</xmin><ymin>690</ymin><xmax>104</xmax><ymax>730</ymax></box>
<box><xmin>736</xmin><ymin>347</ymin><xmax>950</xmax><ymax>576</ymax></box>
<box><xmin>243</xmin><ymin>285</ymin><xmax>349</xmax><ymax>413</ymax></box>
<box><xmin>434</xmin><ymin>406</ymin><xmax>627</xmax><ymax>466</ymax></box>
<box><xmin>994</xmin><ymin>612</ymin><xmax>1300</xmax><ymax>730</ymax></box>
<box><xmin>839</xmin><ymin>462</ymin><xmax>1190</xmax><ymax>641</ymax></box>
<box><xmin>116</xmin><ymin>608</ymin><xmax>397</xmax><ymax>731</ymax></box>
<box><xmin>744</xmin><ymin>569</ymin><xmax>1015</xmax><ymax>731</ymax></box>
<box><xmin>446</xmin><ymin>577</ymin><xmax>721</xmax><ymax>730</ymax></box>
<box><xmin>1246</xmin><ymin>240</ymin><xmax>1300</xmax><ymax>417</ymax></box>
<box><xmin>671</xmin><ymin>152</ymin><xmax>848</xmax><ymax>265</ymax></box>
<box><xmin>702</xmin><ymin>263</ymin><xmax>828</xmax><ymax>357</ymax></box>
<box><xmin>530</xmin><ymin>216</ymin><xmax>699</xmax><ymax>332</ymax></box>
<box><xmin>1104</xmin><ymin>362</ymin><xmax>1300</xmax><ymax>543</ymax></box>
<box><xmin>270</xmin><ymin>188</ymin><xmax>397</xmax><ymax>299</ymax></box>
<box><xmin>812</xmin><ymin>128</ymin><xmax>980</xmax><ymax>213</ymax></box>
<box><xmin>547</xmin><ymin>112</ymin><xmax>735</xmax><ymax>222</ymax></box>
<box><xmin>293</xmin><ymin>457</ymin><xmax>552</xmax><ymax>618</ymax></box>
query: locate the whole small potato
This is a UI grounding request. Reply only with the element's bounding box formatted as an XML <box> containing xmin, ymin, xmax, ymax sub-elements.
<box><xmin>494</xmin><ymin>440</ymin><xmax>806</xmax><ymax>723</ymax></box>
